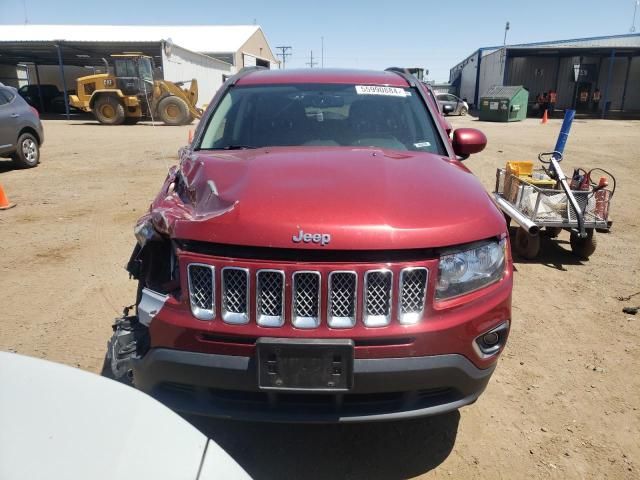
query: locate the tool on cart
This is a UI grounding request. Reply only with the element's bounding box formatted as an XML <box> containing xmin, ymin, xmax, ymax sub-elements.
<box><xmin>492</xmin><ymin>110</ymin><xmax>616</xmax><ymax>260</ymax></box>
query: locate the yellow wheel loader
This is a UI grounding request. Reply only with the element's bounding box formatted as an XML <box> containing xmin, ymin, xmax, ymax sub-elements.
<box><xmin>69</xmin><ymin>54</ymin><xmax>201</xmax><ymax>126</ymax></box>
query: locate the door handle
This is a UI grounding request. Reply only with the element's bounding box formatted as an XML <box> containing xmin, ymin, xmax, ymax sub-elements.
<box><xmin>11</xmin><ymin>113</ymin><xmax>20</xmax><ymax>118</ymax></box>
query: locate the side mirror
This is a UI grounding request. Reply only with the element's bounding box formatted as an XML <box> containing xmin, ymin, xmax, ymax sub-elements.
<box><xmin>452</xmin><ymin>128</ymin><xmax>487</xmax><ymax>160</ymax></box>
<box><xmin>442</xmin><ymin>104</ymin><xmax>454</xmax><ymax>115</ymax></box>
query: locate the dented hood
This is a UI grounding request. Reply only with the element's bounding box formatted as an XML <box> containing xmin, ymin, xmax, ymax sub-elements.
<box><xmin>153</xmin><ymin>147</ymin><xmax>505</xmax><ymax>250</ymax></box>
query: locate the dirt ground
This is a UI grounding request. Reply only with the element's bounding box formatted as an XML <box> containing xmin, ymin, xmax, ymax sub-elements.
<box><xmin>1</xmin><ymin>115</ymin><xmax>639</xmax><ymax>479</ymax></box>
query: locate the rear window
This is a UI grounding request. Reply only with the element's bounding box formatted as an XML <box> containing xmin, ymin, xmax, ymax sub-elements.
<box><xmin>199</xmin><ymin>83</ymin><xmax>445</xmax><ymax>154</ymax></box>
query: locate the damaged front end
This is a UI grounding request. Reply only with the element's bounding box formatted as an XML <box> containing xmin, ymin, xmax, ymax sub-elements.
<box><xmin>106</xmin><ymin>153</ymin><xmax>236</xmax><ymax>380</ymax></box>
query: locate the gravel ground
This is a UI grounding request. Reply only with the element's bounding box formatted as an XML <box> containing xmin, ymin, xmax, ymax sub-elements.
<box><xmin>0</xmin><ymin>115</ymin><xmax>638</xmax><ymax>479</ymax></box>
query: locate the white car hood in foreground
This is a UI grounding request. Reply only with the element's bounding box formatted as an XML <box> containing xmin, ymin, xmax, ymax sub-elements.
<box><xmin>0</xmin><ymin>352</ymin><xmax>250</xmax><ymax>480</ymax></box>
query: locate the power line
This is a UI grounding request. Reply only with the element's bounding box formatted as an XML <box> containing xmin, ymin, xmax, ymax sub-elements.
<box><xmin>306</xmin><ymin>50</ymin><xmax>318</xmax><ymax>68</ymax></box>
<box><xmin>275</xmin><ymin>46</ymin><xmax>292</xmax><ymax>69</ymax></box>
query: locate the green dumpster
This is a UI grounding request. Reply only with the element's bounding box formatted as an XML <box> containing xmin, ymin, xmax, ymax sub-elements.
<box><xmin>479</xmin><ymin>86</ymin><xmax>529</xmax><ymax>122</ymax></box>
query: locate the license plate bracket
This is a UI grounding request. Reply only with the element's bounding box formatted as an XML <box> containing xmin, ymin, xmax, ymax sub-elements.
<box><xmin>257</xmin><ymin>338</ymin><xmax>354</xmax><ymax>392</ymax></box>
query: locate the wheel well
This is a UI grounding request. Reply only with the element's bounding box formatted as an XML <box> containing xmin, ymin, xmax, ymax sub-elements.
<box><xmin>90</xmin><ymin>93</ymin><xmax>120</xmax><ymax>110</ymax></box>
<box><xmin>18</xmin><ymin>127</ymin><xmax>40</xmax><ymax>145</ymax></box>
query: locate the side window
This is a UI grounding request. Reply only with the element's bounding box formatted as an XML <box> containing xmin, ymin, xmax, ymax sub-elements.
<box><xmin>436</xmin><ymin>94</ymin><xmax>447</xmax><ymax>101</ymax></box>
<box><xmin>446</xmin><ymin>95</ymin><xmax>457</xmax><ymax>102</ymax></box>
<box><xmin>0</xmin><ymin>89</ymin><xmax>10</xmax><ymax>106</ymax></box>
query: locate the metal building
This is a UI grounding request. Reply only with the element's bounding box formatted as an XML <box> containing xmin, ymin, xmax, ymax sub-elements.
<box><xmin>0</xmin><ymin>25</ymin><xmax>279</xmax><ymax>113</ymax></box>
<box><xmin>449</xmin><ymin>33</ymin><xmax>640</xmax><ymax>117</ymax></box>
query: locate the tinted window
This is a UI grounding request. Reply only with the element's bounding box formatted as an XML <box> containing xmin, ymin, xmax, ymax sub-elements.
<box><xmin>114</xmin><ymin>59</ymin><xmax>137</xmax><ymax>77</ymax></box>
<box><xmin>0</xmin><ymin>89</ymin><xmax>12</xmax><ymax>105</ymax></box>
<box><xmin>436</xmin><ymin>94</ymin><xmax>448</xmax><ymax>101</ymax></box>
<box><xmin>200</xmin><ymin>83</ymin><xmax>445</xmax><ymax>154</ymax></box>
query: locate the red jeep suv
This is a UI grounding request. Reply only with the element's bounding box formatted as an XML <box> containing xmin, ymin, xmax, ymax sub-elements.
<box><xmin>116</xmin><ymin>68</ymin><xmax>512</xmax><ymax>422</ymax></box>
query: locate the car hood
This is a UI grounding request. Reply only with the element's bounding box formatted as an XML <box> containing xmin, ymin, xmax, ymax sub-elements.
<box><xmin>151</xmin><ymin>147</ymin><xmax>505</xmax><ymax>250</ymax></box>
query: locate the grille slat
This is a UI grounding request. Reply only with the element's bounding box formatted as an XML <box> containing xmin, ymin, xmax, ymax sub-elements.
<box><xmin>364</xmin><ymin>270</ymin><xmax>393</xmax><ymax>327</ymax></box>
<box><xmin>328</xmin><ymin>271</ymin><xmax>357</xmax><ymax>328</ymax></box>
<box><xmin>292</xmin><ymin>272</ymin><xmax>321</xmax><ymax>329</ymax></box>
<box><xmin>222</xmin><ymin>267</ymin><xmax>249</xmax><ymax>324</ymax></box>
<box><xmin>399</xmin><ymin>268</ymin><xmax>428</xmax><ymax>325</ymax></box>
<box><xmin>188</xmin><ymin>264</ymin><xmax>215</xmax><ymax>321</ymax></box>
<box><xmin>256</xmin><ymin>270</ymin><xmax>285</xmax><ymax>327</ymax></box>
<box><xmin>187</xmin><ymin>263</ymin><xmax>428</xmax><ymax>327</ymax></box>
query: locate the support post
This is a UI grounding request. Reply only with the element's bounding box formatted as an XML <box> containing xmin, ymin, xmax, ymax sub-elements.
<box><xmin>34</xmin><ymin>63</ymin><xmax>45</xmax><ymax>114</ymax></box>
<box><xmin>473</xmin><ymin>50</ymin><xmax>482</xmax><ymax>108</ymax></box>
<box><xmin>601</xmin><ymin>49</ymin><xmax>615</xmax><ymax>119</ymax></box>
<box><xmin>620</xmin><ymin>56</ymin><xmax>632</xmax><ymax>112</ymax></box>
<box><xmin>55</xmin><ymin>43</ymin><xmax>70</xmax><ymax>120</ymax></box>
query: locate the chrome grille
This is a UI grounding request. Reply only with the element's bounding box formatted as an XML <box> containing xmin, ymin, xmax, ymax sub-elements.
<box><xmin>256</xmin><ymin>270</ymin><xmax>285</xmax><ymax>327</ymax></box>
<box><xmin>292</xmin><ymin>272</ymin><xmax>321</xmax><ymax>329</ymax></box>
<box><xmin>364</xmin><ymin>270</ymin><xmax>392</xmax><ymax>327</ymax></box>
<box><xmin>188</xmin><ymin>264</ymin><xmax>215</xmax><ymax>321</ymax></box>
<box><xmin>328</xmin><ymin>271</ymin><xmax>357</xmax><ymax>328</ymax></box>
<box><xmin>187</xmin><ymin>262</ymin><xmax>429</xmax><ymax>327</ymax></box>
<box><xmin>399</xmin><ymin>268</ymin><xmax>428</xmax><ymax>324</ymax></box>
<box><xmin>222</xmin><ymin>267</ymin><xmax>249</xmax><ymax>324</ymax></box>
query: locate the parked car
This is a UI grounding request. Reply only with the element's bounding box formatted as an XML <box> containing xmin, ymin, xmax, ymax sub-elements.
<box><xmin>0</xmin><ymin>352</ymin><xmax>250</xmax><ymax>480</ymax></box>
<box><xmin>437</xmin><ymin>93</ymin><xmax>469</xmax><ymax>116</ymax></box>
<box><xmin>111</xmin><ymin>68</ymin><xmax>512</xmax><ymax>422</ymax></box>
<box><xmin>0</xmin><ymin>84</ymin><xmax>44</xmax><ymax>168</ymax></box>
<box><xmin>18</xmin><ymin>83</ymin><xmax>67</xmax><ymax>114</ymax></box>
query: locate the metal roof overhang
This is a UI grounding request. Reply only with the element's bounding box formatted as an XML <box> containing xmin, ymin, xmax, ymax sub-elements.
<box><xmin>506</xmin><ymin>46</ymin><xmax>640</xmax><ymax>57</ymax></box>
<box><xmin>0</xmin><ymin>40</ymin><xmax>162</xmax><ymax>66</ymax></box>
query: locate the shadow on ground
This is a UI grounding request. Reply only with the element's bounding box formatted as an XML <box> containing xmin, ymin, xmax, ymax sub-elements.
<box><xmin>0</xmin><ymin>159</ymin><xmax>21</xmax><ymax>174</ymax></box>
<box><xmin>509</xmin><ymin>227</ymin><xmax>589</xmax><ymax>270</ymax></box>
<box><xmin>186</xmin><ymin>412</ymin><xmax>460</xmax><ymax>480</ymax></box>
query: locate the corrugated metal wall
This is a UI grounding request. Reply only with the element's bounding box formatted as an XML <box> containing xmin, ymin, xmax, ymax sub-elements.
<box><xmin>556</xmin><ymin>57</ymin><xmax>579</xmax><ymax>109</ymax></box>
<box><xmin>478</xmin><ymin>50</ymin><xmax>505</xmax><ymax>100</ymax></box>
<box><xmin>598</xmin><ymin>56</ymin><xmax>628</xmax><ymax>110</ymax></box>
<box><xmin>162</xmin><ymin>43</ymin><xmax>232</xmax><ymax>108</ymax></box>
<box><xmin>507</xmin><ymin>56</ymin><xmax>558</xmax><ymax>100</ymax></box>
<box><xmin>623</xmin><ymin>56</ymin><xmax>640</xmax><ymax>110</ymax></box>
<box><xmin>459</xmin><ymin>51</ymin><xmax>479</xmax><ymax>105</ymax></box>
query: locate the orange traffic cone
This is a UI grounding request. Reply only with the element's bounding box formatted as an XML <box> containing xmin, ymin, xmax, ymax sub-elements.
<box><xmin>0</xmin><ymin>183</ymin><xmax>15</xmax><ymax>210</ymax></box>
<box><xmin>541</xmin><ymin>109</ymin><xmax>548</xmax><ymax>124</ymax></box>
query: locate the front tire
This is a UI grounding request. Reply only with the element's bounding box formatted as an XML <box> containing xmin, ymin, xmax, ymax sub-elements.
<box><xmin>514</xmin><ymin>227</ymin><xmax>540</xmax><ymax>259</ymax></box>
<box><xmin>459</xmin><ymin>106</ymin><xmax>468</xmax><ymax>116</ymax></box>
<box><xmin>158</xmin><ymin>96</ymin><xmax>191</xmax><ymax>126</ymax></box>
<box><xmin>12</xmin><ymin>132</ymin><xmax>39</xmax><ymax>168</ymax></box>
<box><xmin>570</xmin><ymin>229</ymin><xmax>597</xmax><ymax>259</ymax></box>
<box><xmin>93</xmin><ymin>96</ymin><xmax>125</xmax><ymax>125</ymax></box>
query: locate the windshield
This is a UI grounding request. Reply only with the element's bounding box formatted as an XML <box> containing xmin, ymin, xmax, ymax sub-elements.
<box><xmin>199</xmin><ymin>83</ymin><xmax>445</xmax><ymax>154</ymax></box>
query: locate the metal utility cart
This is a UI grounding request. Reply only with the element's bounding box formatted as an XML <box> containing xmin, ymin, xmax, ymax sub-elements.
<box><xmin>493</xmin><ymin>110</ymin><xmax>615</xmax><ymax>259</ymax></box>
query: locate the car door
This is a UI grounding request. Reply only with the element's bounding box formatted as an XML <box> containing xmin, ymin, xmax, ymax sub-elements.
<box><xmin>445</xmin><ymin>94</ymin><xmax>461</xmax><ymax>114</ymax></box>
<box><xmin>437</xmin><ymin>94</ymin><xmax>456</xmax><ymax>114</ymax></box>
<box><xmin>0</xmin><ymin>88</ymin><xmax>19</xmax><ymax>155</ymax></box>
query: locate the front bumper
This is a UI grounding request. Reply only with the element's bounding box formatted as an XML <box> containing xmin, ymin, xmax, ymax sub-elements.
<box><xmin>132</xmin><ymin>348</ymin><xmax>496</xmax><ymax>423</ymax></box>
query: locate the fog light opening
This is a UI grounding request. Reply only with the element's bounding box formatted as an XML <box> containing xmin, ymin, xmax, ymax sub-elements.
<box><xmin>474</xmin><ymin>321</ymin><xmax>509</xmax><ymax>358</ymax></box>
<box><xmin>482</xmin><ymin>332</ymin><xmax>500</xmax><ymax>347</ymax></box>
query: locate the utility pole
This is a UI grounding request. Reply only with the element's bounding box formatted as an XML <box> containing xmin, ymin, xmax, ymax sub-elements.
<box><xmin>631</xmin><ymin>0</ymin><xmax>639</xmax><ymax>32</ymax></box>
<box><xmin>306</xmin><ymin>50</ymin><xmax>318</xmax><ymax>68</ymax></box>
<box><xmin>275</xmin><ymin>46</ymin><xmax>292</xmax><ymax>69</ymax></box>
<box><xmin>321</xmin><ymin>36</ymin><xmax>324</xmax><ymax>68</ymax></box>
<box><xmin>501</xmin><ymin>21</ymin><xmax>510</xmax><ymax>76</ymax></box>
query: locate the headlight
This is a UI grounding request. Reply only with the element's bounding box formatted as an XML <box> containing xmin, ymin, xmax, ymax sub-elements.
<box><xmin>436</xmin><ymin>239</ymin><xmax>506</xmax><ymax>300</ymax></box>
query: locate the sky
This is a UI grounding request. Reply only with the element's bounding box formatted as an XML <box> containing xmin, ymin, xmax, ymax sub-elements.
<box><xmin>1</xmin><ymin>0</ymin><xmax>638</xmax><ymax>81</ymax></box>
